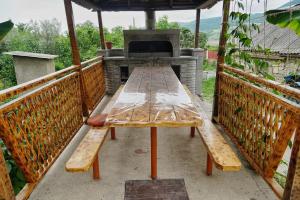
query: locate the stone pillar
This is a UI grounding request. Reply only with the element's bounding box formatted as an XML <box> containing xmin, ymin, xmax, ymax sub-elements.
<box><xmin>4</xmin><ymin>51</ymin><xmax>57</xmax><ymax>84</ymax></box>
<box><xmin>145</xmin><ymin>10</ymin><xmax>156</xmax><ymax>30</ymax></box>
<box><xmin>192</xmin><ymin>48</ymin><xmax>205</xmax><ymax>96</ymax></box>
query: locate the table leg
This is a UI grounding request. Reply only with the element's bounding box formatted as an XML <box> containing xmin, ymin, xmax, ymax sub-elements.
<box><xmin>111</xmin><ymin>127</ymin><xmax>116</xmax><ymax>140</ymax></box>
<box><xmin>93</xmin><ymin>153</ymin><xmax>100</xmax><ymax>180</ymax></box>
<box><xmin>151</xmin><ymin>127</ymin><xmax>157</xmax><ymax>179</ymax></box>
<box><xmin>190</xmin><ymin>127</ymin><xmax>195</xmax><ymax>138</ymax></box>
<box><xmin>206</xmin><ymin>153</ymin><xmax>213</xmax><ymax>176</ymax></box>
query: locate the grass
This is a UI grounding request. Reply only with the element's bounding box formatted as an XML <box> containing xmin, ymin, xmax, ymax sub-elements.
<box><xmin>274</xmin><ymin>172</ymin><xmax>286</xmax><ymax>188</ymax></box>
<box><xmin>203</xmin><ymin>60</ymin><xmax>217</xmax><ymax>71</ymax></box>
<box><xmin>202</xmin><ymin>77</ymin><xmax>216</xmax><ymax>102</ymax></box>
<box><xmin>207</xmin><ymin>45</ymin><xmax>219</xmax><ymax>51</ymax></box>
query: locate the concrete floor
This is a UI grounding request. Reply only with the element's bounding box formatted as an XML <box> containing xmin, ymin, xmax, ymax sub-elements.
<box><xmin>29</xmin><ymin>96</ymin><xmax>278</xmax><ymax>200</ymax></box>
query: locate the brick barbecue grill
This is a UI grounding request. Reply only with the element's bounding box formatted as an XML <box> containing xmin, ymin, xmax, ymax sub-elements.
<box><xmin>99</xmin><ymin>11</ymin><xmax>204</xmax><ymax>95</ymax></box>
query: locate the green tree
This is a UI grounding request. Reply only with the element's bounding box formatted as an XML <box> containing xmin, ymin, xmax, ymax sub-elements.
<box><xmin>156</xmin><ymin>16</ymin><xmax>180</xmax><ymax>29</ymax></box>
<box><xmin>76</xmin><ymin>21</ymin><xmax>100</xmax><ymax>60</ymax></box>
<box><xmin>105</xmin><ymin>26</ymin><xmax>124</xmax><ymax>48</ymax></box>
<box><xmin>156</xmin><ymin>15</ymin><xmax>207</xmax><ymax>48</ymax></box>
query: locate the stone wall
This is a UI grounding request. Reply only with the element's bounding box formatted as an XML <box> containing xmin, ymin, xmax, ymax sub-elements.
<box><xmin>267</xmin><ymin>58</ymin><xmax>300</xmax><ymax>82</ymax></box>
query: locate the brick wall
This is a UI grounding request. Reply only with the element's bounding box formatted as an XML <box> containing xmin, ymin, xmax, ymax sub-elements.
<box><xmin>104</xmin><ymin>57</ymin><xmax>201</xmax><ymax>95</ymax></box>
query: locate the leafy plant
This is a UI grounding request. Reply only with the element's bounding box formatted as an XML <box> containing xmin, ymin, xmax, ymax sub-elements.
<box><xmin>266</xmin><ymin>6</ymin><xmax>300</xmax><ymax>36</ymax></box>
<box><xmin>225</xmin><ymin>0</ymin><xmax>275</xmax><ymax>80</ymax></box>
<box><xmin>0</xmin><ymin>140</ymin><xmax>26</xmax><ymax>194</ymax></box>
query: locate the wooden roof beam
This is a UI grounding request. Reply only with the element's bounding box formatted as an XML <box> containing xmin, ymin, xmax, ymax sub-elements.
<box><xmin>71</xmin><ymin>0</ymin><xmax>220</xmax><ymax>11</ymax></box>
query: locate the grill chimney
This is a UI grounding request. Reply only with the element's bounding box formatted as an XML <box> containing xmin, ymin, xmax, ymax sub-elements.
<box><xmin>145</xmin><ymin>10</ymin><xmax>155</xmax><ymax>30</ymax></box>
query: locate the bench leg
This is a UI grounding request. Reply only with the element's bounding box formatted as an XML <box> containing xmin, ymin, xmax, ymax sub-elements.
<box><xmin>151</xmin><ymin>127</ymin><xmax>157</xmax><ymax>180</ymax></box>
<box><xmin>111</xmin><ymin>127</ymin><xmax>116</xmax><ymax>140</ymax></box>
<box><xmin>93</xmin><ymin>153</ymin><xmax>100</xmax><ymax>180</ymax></box>
<box><xmin>206</xmin><ymin>153</ymin><xmax>213</xmax><ymax>176</ymax></box>
<box><xmin>190</xmin><ymin>127</ymin><xmax>195</xmax><ymax>138</ymax></box>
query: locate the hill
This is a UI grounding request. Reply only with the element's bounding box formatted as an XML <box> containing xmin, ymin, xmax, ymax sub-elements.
<box><xmin>179</xmin><ymin>13</ymin><xmax>264</xmax><ymax>34</ymax></box>
<box><xmin>278</xmin><ymin>0</ymin><xmax>300</xmax><ymax>8</ymax></box>
<box><xmin>179</xmin><ymin>13</ymin><xmax>264</xmax><ymax>45</ymax></box>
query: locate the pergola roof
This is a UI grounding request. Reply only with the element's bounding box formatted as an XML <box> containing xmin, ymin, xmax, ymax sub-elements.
<box><xmin>71</xmin><ymin>0</ymin><xmax>219</xmax><ymax>11</ymax></box>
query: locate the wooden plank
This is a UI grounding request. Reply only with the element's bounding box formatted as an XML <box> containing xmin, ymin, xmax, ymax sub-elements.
<box><xmin>66</xmin><ymin>85</ymin><xmax>123</xmax><ymax>172</ymax></box>
<box><xmin>97</xmin><ymin>11</ymin><xmax>106</xmax><ymax>50</ymax></box>
<box><xmin>222</xmin><ymin>64</ymin><xmax>300</xmax><ymax>101</ymax></box>
<box><xmin>196</xmin><ymin>122</ymin><xmax>242</xmax><ymax>171</ymax></box>
<box><xmin>106</xmin><ymin>66</ymin><xmax>203</xmax><ymax>127</ymax></box>
<box><xmin>283</xmin><ymin>128</ymin><xmax>300</xmax><ymax>200</ymax></box>
<box><xmin>64</xmin><ymin>0</ymin><xmax>89</xmax><ymax>116</ymax></box>
<box><xmin>183</xmin><ymin>84</ymin><xmax>241</xmax><ymax>171</ymax></box>
<box><xmin>65</xmin><ymin>128</ymin><xmax>108</xmax><ymax>172</ymax></box>
<box><xmin>212</xmin><ymin>0</ymin><xmax>231</xmax><ymax>119</ymax></box>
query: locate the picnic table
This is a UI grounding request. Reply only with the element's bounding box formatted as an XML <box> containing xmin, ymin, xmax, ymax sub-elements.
<box><xmin>106</xmin><ymin>66</ymin><xmax>203</xmax><ymax>179</ymax></box>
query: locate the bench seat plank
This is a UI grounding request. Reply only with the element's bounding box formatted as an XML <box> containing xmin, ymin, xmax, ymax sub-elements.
<box><xmin>65</xmin><ymin>85</ymin><xmax>124</xmax><ymax>173</ymax></box>
<box><xmin>182</xmin><ymin>85</ymin><xmax>241</xmax><ymax>172</ymax></box>
<box><xmin>197</xmin><ymin>121</ymin><xmax>242</xmax><ymax>171</ymax></box>
<box><xmin>65</xmin><ymin>128</ymin><xmax>108</xmax><ymax>172</ymax></box>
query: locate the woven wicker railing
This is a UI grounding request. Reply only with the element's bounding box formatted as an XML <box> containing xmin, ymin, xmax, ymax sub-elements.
<box><xmin>0</xmin><ymin>57</ymin><xmax>106</xmax><ymax>200</ymax></box>
<box><xmin>0</xmin><ymin>72</ymin><xmax>83</xmax><ymax>182</ymax></box>
<box><xmin>218</xmin><ymin>64</ymin><xmax>300</xmax><ymax>196</ymax></box>
<box><xmin>82</xmin><ymin>60</ymin><xmax>106</xmax><ymax>111</ymax></box>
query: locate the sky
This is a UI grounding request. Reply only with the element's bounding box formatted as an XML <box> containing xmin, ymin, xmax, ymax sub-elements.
<box><xmin>0</xmin><ymin>0</ymin><xmax>289</xmax><ymax>31</ymax></box>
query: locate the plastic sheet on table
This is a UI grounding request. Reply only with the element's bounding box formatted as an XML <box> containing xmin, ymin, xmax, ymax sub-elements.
<box><xmin>105</xmin><ymin>66</ymin><xmax>203</xmax><ymax>127</ymax></box>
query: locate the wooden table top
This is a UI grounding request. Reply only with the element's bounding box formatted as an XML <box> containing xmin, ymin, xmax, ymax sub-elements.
<box><xmin>106</xmin><ymin>66</ymin><xmax>203</xmax><ymax>127</ymax></box>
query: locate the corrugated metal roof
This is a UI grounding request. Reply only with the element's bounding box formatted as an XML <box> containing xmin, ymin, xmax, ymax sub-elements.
<box><xmin>250</xmin><ymin>5</ymin><xmax>300</xmax><ymax>55</ymax></box>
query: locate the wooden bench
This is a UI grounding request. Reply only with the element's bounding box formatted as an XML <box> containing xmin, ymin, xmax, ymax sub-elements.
<box><xmin>183</xmin><ymin>85</ymin><xmax>242</xmax><ymax>175</ymax></box>
<box><xmin>65</xmin><ymin>85</ymin><xmax>123</xmax><ymax>179</ymax></box>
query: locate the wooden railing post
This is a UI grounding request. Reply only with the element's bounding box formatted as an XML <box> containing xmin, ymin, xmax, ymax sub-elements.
<box><xmin>283</xmin><ymin>128</ymin><xmax>300</xmax><ymax>200</ymax></box>
<box><xmin>97</xmin><ymin>10</ymin><xmax>106</xmax><ymax>50</ymax></box>
<box><xmin>64</xmin><ymin>0</ymin><xmax>89</xmax><ymax>117</ymax></box>
<box><xmin>0</xmin><ymin>148</ymin><xmax>15</xmax><ymax>200</ymax></box>
<box><xmin>212</xmin><ymin>0</ymin><xmax>230</xmax><ymax>121</ymax></box>
<box><xmin>194</xmin><ymin>9</ymin><xmax>201</xmax><ymax>48</ymax></box>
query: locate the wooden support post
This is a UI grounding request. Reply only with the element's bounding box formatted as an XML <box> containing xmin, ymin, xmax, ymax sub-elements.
<box><xmin>151</xmin><ymin>127</ymin><xmax>157</xmax><ymax>179</ymax></box>
<box><xmin>283</xmin><ymin>130</ymin><xmax>300</xmax><ymax>200</ymax></box>
<box><xmin>212</xmin><ymin>0</ymin><xmax>231</xmax><ymax>121</ymax></box>
<box><xmin>206</xmin><ymin>153</ymin><xmax>213</xmax><ymax>176</ymax></box>
<box><xmin>97</xmin><ymin>10</ymin><xmax>106</xmax><ymax>50</ymax></box>
<box><xmin>93</xmin><ymin>153</ymin><xmax>100</xmax><ymax>180</ymax></box>
<box><xmin>64</xmin><ymin>0</ymin><xmax>89</xmax><ymax>117</ymax></box>
<box><xmin>111</xmin><ymin>127</ymin><xmax>116</xmax><ymax>140</ymax></box>
<box><xmin>194</xmin><ymin>9</ymin><xmax>201</xmax><ymax>48</ymax></box>
<box><xmin>0</xmin><ymin>148</ymin><xmax>15</xmax><ymax>200</ymax></box>
<box><xmin>190</xmin><ymin>127</ymin><xmax>195</xmax><ymax>138</ymax></box>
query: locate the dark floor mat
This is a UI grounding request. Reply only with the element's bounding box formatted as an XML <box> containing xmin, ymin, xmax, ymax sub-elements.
<box><xmin>124</xmin><ymin>179</ymin><xmax>189</xmax><ymax>200</ymax></box>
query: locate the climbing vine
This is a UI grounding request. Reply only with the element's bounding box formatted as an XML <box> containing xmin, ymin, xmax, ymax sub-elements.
<box><xmin>225</xmin><ymin>0</ymin><xmax>275</xmax><ymax>80</ymax></box>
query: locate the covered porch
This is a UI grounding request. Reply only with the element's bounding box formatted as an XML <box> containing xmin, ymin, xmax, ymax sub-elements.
<box><xmin>28</xmin><ymin>96</ymin><xmax>277</xmax><ymax>200</ymax></box>
<box><xmin>0</xmin><ymin>0</ymin><xmax>300</xmax><ymax>200</ymax></box>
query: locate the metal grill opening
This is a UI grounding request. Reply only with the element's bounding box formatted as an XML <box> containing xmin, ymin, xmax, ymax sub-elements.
<box><xmin>128</xmin><ymin>41</ymin><xmax>173</xmax><ymax>57</ymax></box>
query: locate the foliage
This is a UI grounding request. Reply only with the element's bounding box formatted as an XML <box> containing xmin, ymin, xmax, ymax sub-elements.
<box><xmin>266</xmin><ymin>6</ymin><xmax>300</xmax><ymax>36</ymax></box>
<box><xmin>274</xmin><ymin>171</ymin><xmax>287</xmax><ymax>188</ymax></box>
<box><xmin>207</xmin><ymin>45</ymin><xmax>219</xmax><ymax>51</ymax></box>
<box><xmin>0</xmin><ymin>20</ymin><xmax>14</xmax><ymax>42</ymax></box>
<box><xmin>104</xmin><ymin>26</ymin><xmax>124</xmax><ymax>48</ymax></box>
<box><xmin>203</xmin><ymin>59</ymin><xmax>217</xmax><ymax>71</ymax></box>
<box><xmin>1</xmin><ymin>140</ymin><xmax>26</xmax><ymax>194</ymax></box>
<box><xmin>202</xmin><ymin>77</ymin><xmax>215</xmax><ymax>102</ymax></box>
<box><xmin>225</xmin><ymin>0</ymin><xmax>275</xmax><ymax>80</ymax></box>
<box><xmin>156</xmin><ymin>16</ymin><xmax>208</xmax><ymax>48</ymax></box>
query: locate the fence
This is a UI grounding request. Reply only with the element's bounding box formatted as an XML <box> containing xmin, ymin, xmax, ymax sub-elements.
<box><xmin>0</xmin><ymin>57</ymin><xmax>106</xmax><ymax>200</ymax></box>
<box><xmin>218</xmin><ymin>64</ymin><xmax>300</xmax><ymax>197</ymax></box>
